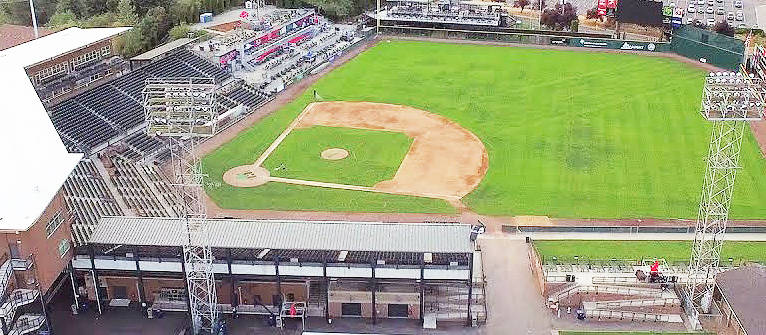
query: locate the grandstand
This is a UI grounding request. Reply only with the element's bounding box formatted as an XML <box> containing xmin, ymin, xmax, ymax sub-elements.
<box><xmin>64</xmin><ymin>160</ymin><xmax>124</xmax><ymax>245</ymax></box>
<box><xmin>48</xmin><ymin>49</ymin><xmax>269</xmax><ymax>153</ymax></box>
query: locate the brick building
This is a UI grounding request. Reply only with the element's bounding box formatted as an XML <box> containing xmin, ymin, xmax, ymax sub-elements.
<box><xmin>0</xmin><ymin>26</ymin><xmax>131</xmax><ymax>103</ymax></box>
<box><xmin>0</xmin><ymin>60</ymin><xmax>83</xmax><ymax>334</ymax></box>
<box><xmin>71</xmin><ymin>217</ymin><xmax>486</xmax><ymax>327</ymax></box>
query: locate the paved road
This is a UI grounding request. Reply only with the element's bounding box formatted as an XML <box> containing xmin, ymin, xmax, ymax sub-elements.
<box><xmin>479</xmin><ymin>236</ymin><xmax>553</xmax><ymax>335</ymax></box>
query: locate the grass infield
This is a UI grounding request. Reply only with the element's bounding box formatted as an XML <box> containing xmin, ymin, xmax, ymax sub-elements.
<box><xmin>262</xmin><ymin>126</ymin><xmax>413</xmax><ymax>187</ymax></box>
<box><xmin>203</xmin><ymin>41</ymin><xmax>766</xmax><ymax>217</ymax></box>
<box><xmin>534</xmin><ymin>240</ymin><xmax>766</xmax><ymax>264</ymax></box>
<box><xmin>558</xmin><ymin>332</ymin><xmax>713</xmax><ymax>335</ymax></box>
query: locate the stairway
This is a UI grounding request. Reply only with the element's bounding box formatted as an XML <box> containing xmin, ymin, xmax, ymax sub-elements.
<box><xmin>0</xmin><ymin>289</ymin><xmax>40</xmax><ymax>324</ymax></box>
<box><xmin>6</xmin><ymin>314</ymin><xmax>45</xmax><ymax>335</ymax></box>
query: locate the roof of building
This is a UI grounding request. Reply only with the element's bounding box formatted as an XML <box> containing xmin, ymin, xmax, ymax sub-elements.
<box><xmin>131</xmin><ymin>37</ymin><xmax>195</xmax><ymax>61</ymax></box>
<box><xmin>0</xmin><ymin>26</ymin><xmax>131</xmax><ymax>231</ymax></box>
<box><xmin>89</xmin><ymin>217</ymin><xmax>474</xmax><ymax>253</ymax></box>
<box><xmin>716</xmin><ymin>265</ymin><xmax>766</xmax><ymax>335</ymax></box>
<box><xmin>0</xmin><ymin>26</ymin><xmax>130</xmax><ymax>68</ymax></box>
<box><xmin>0</xmin><ymin>61</ymin><xmax>82</xmax><ymax>232</ymax></box>
<box><xmin>0</xmin><ymin>24</ymin><xmax>53</xmax><ymax>51</ymax></box>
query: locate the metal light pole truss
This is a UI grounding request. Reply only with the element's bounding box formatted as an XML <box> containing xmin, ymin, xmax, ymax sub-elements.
<box><xmin>142</xmin><ymin>77</ymin><xmax>219</xmax><ymax>334</ymax></box>
<box><xmin>685</xmin><ymin>72</ymin><xmax>765</xmax><ymax>328</ymax></box>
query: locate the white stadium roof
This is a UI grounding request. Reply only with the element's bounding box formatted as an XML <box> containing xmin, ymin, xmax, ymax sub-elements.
<box><xmin>0</xmin><ymin>27</ymin><xmax>130</xmax><ymax>232</ymax></box>
<box><xmin>0</xmin><ymin>26</ymin><xmax>131</xmax><ymax>68</ymax></box>
<box><xmin>90</xmin><ymin>217</ymin><xmax>474</xmax><ymax>253</ymax></box>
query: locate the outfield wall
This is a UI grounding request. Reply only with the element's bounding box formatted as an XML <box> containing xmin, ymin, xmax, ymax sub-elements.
<box><xmin>379</xmin><ymin>25</ymin><xmax>743</xmax><ymax>70</ymax></box>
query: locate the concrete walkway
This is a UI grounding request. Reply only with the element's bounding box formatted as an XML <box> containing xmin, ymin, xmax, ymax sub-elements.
<box><xmin>520</xmin><ymin>232</ymin><xmax>766</xmax><ymax>241</ymax></box>
<box><xmin>479</xmin><ymin>236</ymin><xmax>553</xmax><ymax>334</ymax></box>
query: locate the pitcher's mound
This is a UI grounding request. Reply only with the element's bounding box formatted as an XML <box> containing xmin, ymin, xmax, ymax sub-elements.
<box><xmin>223</xmin><ymin>165</ymin><xmax>270</xmax><ymax>187</ymax></box>
<box><xmin>321</xmin><ymin>148</ymin><xmax>349</xmax><ymax>160</ymax></box>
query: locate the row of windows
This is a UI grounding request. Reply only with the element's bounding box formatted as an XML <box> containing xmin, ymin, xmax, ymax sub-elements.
<box><xmin>32</xmin><ymin>44</ymin><xmax>112</xmax><ymax>84</ymax></box>
<box><xmin>45</xmin><ymin>211</ymin><xmax>64</xmax><ymax>238</ymax></box>
<box><xmin>34</xmin><ymin>61</ymin><xmax>69</xmax><ymax>83</ymax></box>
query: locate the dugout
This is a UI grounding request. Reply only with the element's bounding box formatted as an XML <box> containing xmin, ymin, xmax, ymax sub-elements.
<box><xmin>670</xmin><ymin>26</ymin><xmax>744</xmax><ymax>71</ymax></box>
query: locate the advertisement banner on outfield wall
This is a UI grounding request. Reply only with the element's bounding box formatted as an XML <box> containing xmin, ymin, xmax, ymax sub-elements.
<box><xmin>568</xmin><ymin>38</ymin><xmax>669</xmax><ymax>52</ymax></box>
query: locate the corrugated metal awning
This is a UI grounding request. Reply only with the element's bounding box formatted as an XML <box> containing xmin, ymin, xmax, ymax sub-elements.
<box><xmin>89</xmin><ymin>217</ymin><xmax>473</xmax><ymax>253</ymax></box>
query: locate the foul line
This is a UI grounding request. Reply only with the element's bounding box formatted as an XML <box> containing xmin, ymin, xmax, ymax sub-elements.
<box><xmin>253</xmin><ymin>103</ymin><xmax>316</xmax><ymax>167</ymax></box>
<box><xmin>268</xmin><ymin>176</ymin><xmax>461</xmax><ymax>201</ymax></box>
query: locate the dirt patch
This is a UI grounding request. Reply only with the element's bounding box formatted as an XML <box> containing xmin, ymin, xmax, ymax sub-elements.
<box><xmin>321</xmin><ymin>148</ymin><xmax>349</xmax><ymax>160</ymax></box>
<box><xmin>751</xmin><ymin>120</ymin><xmax>766</xmax><ymax>158</ymax></box>
<box><xmin>223</xmin><ymin>165</ymin><xmax>269</xmax><ymax>187</ymax></box>
<box><xmin>296</xmin><ymin>101</ymin><xmax>489</xmax><ymax>199</ymax></box>
<box><xmin>208</xmin><ymin>21</ymin><xmax>240</xmax><ymax>32</ymax></box>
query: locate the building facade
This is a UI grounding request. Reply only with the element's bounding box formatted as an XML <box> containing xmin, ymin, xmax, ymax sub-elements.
<box><xmin>71</xmin><ymin>217</ymin><xmax>485</xmax><ymax>327</ymax></box>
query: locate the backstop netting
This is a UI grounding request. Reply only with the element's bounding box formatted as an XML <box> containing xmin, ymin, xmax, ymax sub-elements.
<box><xmin>670</xmin><ymin>26</ymin><xmax>744</xmax><ymax>71</ymax></box>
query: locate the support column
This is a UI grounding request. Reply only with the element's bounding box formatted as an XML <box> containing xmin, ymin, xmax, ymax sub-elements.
<box><xmin>419</xmin><ymin>259</ymin><xmax>425</xmax><ymax>322</ymax></box>
<box><xmin>88</xmin><ymin>245</ymin><xmax>102</xmax><ymax>315</ymax></box>
<box><xmin>179</xmin><ymin>246</ymin><xmax>193</xmax><ymax>328</ymax></box>
<box><xmin>371</xmin><ymin>260</ymin><xmax>377</xmax><ymax>325</ymax></box>
<box><xmin>228</xmin><ymin>250</ymin><xmax>236</xmax><ymax>308</ymax></box>
<box><xmin>133</xmin><ymin>247</ymin><xmax>146</xmax><ymax>306</ymax></box>
<box><xmin>323</xmin><ymin>251</ymin><xmax>329</xmax><ymax>322</ymax></box>
<box><xmin>275</xmin><ymin>257</ymin><xmax>282</xmax><ymax>308</ymax></box>
<box><xmin>69</xmin><ymin>263</ymin><xmax>79</xmax><ymax>310</ymax></box>
<box><xmin>466</xmin><ymin>251</ymin><xmax>474</xmax><ymax>326</ymax></box>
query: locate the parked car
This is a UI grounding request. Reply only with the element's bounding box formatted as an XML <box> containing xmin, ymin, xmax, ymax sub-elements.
<box><xmin>707</xmin><ymin>17</ymin><xmax>716</xmax><ymax>26</ymax></box>
<box><xmin>736</xmin><ymin>10</ymin><xmax>744</xmax><ymax>21</ymax></box>
<box><xmin>727</xmin><ymin>12</ymin><xmax>735</xmax><ymax>20</ymax></box>
<box><xmin>734</xmin><ymin>0</ymin><xmax>743</xmax><ymax>8</ymax></box>
<box><xmin>717</xmin><ymin>0</ymin><xmax>723</xmax><ymax>3</ymax></box>
<box><xmin>697</xmin><ymin>0</ymin><xmax>705</xmax><ymax>4</ymax></box>
<box><xmin>707</xmin><ymin>0</ymin><xmax>714</xmax><ymax>6</ymax></box>
<box><xmin>717</xmin><ymin>6</ymin><xmax>725</xmax><ymax>15</ymax></box>
<box><xmin>739</xmin><ymin>23</ymin><xmax>747</xmax><ymax>28</ymax></box>
<box><xmin>706</xmin><ymin>6</ymin><xmax>714</xmax><ymax>13</ymax></box>
<box><xmin>688</xmin><ymin>4</ymin><xmax>696</xmax><ymax>12</ymax></box>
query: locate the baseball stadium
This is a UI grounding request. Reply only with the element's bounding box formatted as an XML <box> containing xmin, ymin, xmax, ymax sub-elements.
<box><xmin>1</xmin><ymin>0</ymin><xmax>766</xmax><ymax>334</ymax></box>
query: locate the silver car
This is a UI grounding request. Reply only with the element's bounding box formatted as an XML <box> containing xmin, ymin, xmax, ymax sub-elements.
<box><xmin>716</xmin><ymin>6</ymin><xmax>725</xmax><ymax>15</ymax></box>
<box><xmin>734</xmin><ymin>0</ymin><xmax>743</xmax><ymax>8</ymax></box>
<box><xmin>727</xmin><ymin>12</ymin><xmax>735</xmax><ymax>21</ymax></box>
<box><xmin>707</xmin><ymin>6</ymin><xmax>714</xmax><ymax>13</ymax></box>
<box><xmin>736</xmin><ymin>10</ymin><xmax>744</xmax><ymax>21</ymax></box>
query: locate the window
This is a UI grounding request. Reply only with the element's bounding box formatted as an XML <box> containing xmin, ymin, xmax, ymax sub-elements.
<box><xmin>33</xmin><ymin>62</ymin><xmax>68</xmax><ymax>84</ymax></box>
<box><xmin>341</xmin><ymin>303</ymin><xmax>362</xmax><ymax>316</ymax></box>
<box><xmin>101</xmin><ymin>45</ymin><xmax>111</xmax><ymax>57</ymax></box>
<box><xmin>388</xmin><ymin>304</ymin><xmax>409</xmax><ymax>318</ymax></box>
<box><xmin>71</xmin><ymin>49</ymin><xmax>103</xmax><ymax>69</ymax></box>
<box><xmin>46</xmin><ymin>211</ymin><xmax>64</xmax><ymax>238</ymax></box>
<box><xmin>58</xmin><ymin>239</ymin><xmax>71</xmax><ymax>257</ymax></box>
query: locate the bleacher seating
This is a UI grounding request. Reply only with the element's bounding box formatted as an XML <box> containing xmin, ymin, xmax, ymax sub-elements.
<box><xmin>227</xmin><ymin>83</ymin><xmax>269</xmax><ymax>108</ymax></box>
<box><xmin>63</xmin><ymin>160</ymin><xmax>123</xmax><ymax>245</ymax></box>
<box><xmin>124</xmin><ymin>131</ymin><xmax>165</xmax><ymax>158</ymax></box>
<box><xmin>49</xmin><ymin>100</ymin><xmax>118</xmax><ymax>151</ymax></box>
<box><xmin>48</xmin><ymin>49</ymin><xmax>233</xmax><ymax>152</ymax></box>
<box><xmin>111</xmin><ymin>158</ymin><xmax>174</xmax><ymax>217</ymax></box>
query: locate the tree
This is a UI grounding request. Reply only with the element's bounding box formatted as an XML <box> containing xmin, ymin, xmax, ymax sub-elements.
<box><xmin>117</xmin><ymin>0</ymin><xmax>139</xmax><ymax>25</ymax></box>
<box><xmin>541</xmin><ymin>3</ymin><xmax>578</xmax><ymax>31</ymax></box>
<box><xmin>46</xmin><ymin>10</ymin><xmax>78</xmax><ymax>28</ymax></box>
<box><xmin>713</xmin><ymin>20</ymin><xmax>735</xmax><ymax>37</ymax></box>
<box><xmin>570</xmin><ymin>18</ymin><xmax>578</xmax><ymax>32</ymax></box>
<box><xmin>586</xmin><ymin>7</ymin><xmax>600</xmax><ymax>20</ymax></box>
<box><xmin>514</xmin><ymin>0</ymin><xmax>530</xmax><ymax>11</ymax></box>
<box><xmin>303</xmin><ymin>0</ymin><xmax>353</xmax><ymax>19</ymax></box>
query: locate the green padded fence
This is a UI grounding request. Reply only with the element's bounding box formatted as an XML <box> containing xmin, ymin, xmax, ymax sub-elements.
<box><xmin>671</xmin><ymin>25</ymin><xmax>744</xmax><ymax>71</ymax></box>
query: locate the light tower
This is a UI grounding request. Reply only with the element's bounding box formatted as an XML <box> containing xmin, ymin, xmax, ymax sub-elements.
<box><xmin>685</xmin><ymin>71</ymin><xmax>765</xmax><ymax>328</ymax></box>
<box><xmin>143</xmin><ymin>77</ymin><xmax>219</xmax><ymax>334</ymax></box>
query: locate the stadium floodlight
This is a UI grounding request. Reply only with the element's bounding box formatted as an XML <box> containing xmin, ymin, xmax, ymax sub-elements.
<box><xmin>685</xmin><ymin>71</ymin><xmax>766</xmax><ymax>329</ymax></box>
<box><xmin>143</xmin><ymin>77</ymin><xmax>219</xmax><ymax>334</ymax></box>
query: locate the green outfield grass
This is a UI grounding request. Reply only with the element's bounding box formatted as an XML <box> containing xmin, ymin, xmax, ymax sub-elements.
<box><xmin>262</xmin><ymin>126</ymin><xmax>412</xmax><ymax>187</ymax></box>
<box><xmin>559</xmin><ymin>332</ymin><xmax>712</xmax><ymax>335</ymax></box>
<box><xmin>534</xmin><ymin>240</ymin><xmax>766</xmax><ymax>264</ymax></box>
<box><xmin>203</xmin><ymin>41</ymin><xmax>766</xmax><ymax>218</ymax></box>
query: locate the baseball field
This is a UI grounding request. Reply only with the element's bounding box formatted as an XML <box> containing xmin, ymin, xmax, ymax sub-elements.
<box><xmin>202</xmin><ymin>40</ymin><xmax>766</xmax><ymax>218</ymax></box>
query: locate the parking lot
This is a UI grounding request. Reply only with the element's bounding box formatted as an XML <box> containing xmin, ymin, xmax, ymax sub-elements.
<box><xmin>670</xmin><ymin>0</ymin><xmax>758</xmax><ymax>28</ymax></box>
<box><xmin>565</xmin><ymin>0</ymin><xmax>758</xmax><ymax>29</ymax></box>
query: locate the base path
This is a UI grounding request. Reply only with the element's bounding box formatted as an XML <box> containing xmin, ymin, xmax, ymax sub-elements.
<box><xmin>296</xmin><ymin>101</ymin><xmax>489</xmax><ymax>199</ymax></box>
